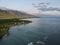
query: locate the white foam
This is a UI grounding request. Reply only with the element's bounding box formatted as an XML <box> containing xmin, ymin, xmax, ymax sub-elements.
<box><xmin>28</xmin><ymin>42</ymin><xmax>33</xmax><ymax>45</ymax></box>
<box><xmin>36</xmin><ymin>41</ymin><xmax>45</xmax><ymax>45</ymax></box>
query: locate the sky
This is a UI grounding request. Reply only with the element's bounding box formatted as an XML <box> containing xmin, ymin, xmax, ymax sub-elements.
<box><xmin>0</xmin><ymin>0</ymin><xmax>60</xmax><ymax>15</ymax></box>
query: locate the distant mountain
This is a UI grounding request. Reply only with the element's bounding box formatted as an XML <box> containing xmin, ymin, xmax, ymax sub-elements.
<box><xmin>0</xmin><ymin>7</ymin><xmax>10</xmax><ymax>10</ymax></box>
<box><xmin>0</xmin><ymin>7</ymin><xmax>39</xmax><ymax>19</ymax></box>
<box><xmin>35</xmin><ymin>14</ymin><xmax>60</xmax><ymax>18</ymax></box>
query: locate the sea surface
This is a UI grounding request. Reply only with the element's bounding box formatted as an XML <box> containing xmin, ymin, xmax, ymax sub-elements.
<box><xmin>0</xmin><ymin>18</ymin><xmax>60</xmax><ymax>45</ymax></box>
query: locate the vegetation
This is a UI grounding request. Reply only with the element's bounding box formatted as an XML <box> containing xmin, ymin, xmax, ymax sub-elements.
<box><xmin>0</xmin><ymin>19</ymin><xmax>32</xmax><ymax>39</ymax></box>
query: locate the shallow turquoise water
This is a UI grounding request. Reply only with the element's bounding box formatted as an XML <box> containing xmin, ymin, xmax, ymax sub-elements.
<box><xmin>0</xmin><ymin>18</ymin><xmax>60</xmax><ymax>45</ymax></box>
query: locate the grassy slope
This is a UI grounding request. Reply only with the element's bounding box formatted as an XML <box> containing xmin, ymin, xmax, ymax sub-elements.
<box><xmin>0</xmin><ymin>9</ymin><xmax>38</xmax><ymax>19</ymax></box>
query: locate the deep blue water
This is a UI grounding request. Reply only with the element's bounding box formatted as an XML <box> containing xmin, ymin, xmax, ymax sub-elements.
<box><xmin>0</xmin><ymin>18</ymin><xmax>60</xmax><ymax>45</ymax></box>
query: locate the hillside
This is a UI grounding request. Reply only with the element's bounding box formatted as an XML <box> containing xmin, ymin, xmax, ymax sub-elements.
<box><xmin>0</xmin><ymin>8</ymin><xmax>38</xmax><ymax>19</ymax></box>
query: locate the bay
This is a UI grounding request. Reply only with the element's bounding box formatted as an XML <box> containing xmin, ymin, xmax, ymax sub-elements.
<box><xmin>0</xmin><ymin>18</ymin><xmax>60</xmax><ymax>45</ymax></box>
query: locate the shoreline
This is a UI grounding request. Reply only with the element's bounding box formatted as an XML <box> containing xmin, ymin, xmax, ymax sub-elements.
<box><xmin>0</xmin><ymin>19</ymin><xmax>32</xmax><ymax>28</ymax></box>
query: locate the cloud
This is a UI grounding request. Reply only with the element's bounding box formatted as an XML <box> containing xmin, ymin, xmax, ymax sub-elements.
<box><xmin>38</xmin><ymin>7</ymin><xmax>60</xmax><ymax>11</ymax></box>
<box><xmin>31</xmin><ymin>2</ymin><xmax>60</xmax><ymax>15</ymax></box>
<box><xmin>39</xmin><ymin>11</ymin><xmax>60</xmax><ymax>15</ymax></box>
<box><xmin>33</xmin><ymin>2</ymin><xmax>60</xmax><ymax>11</ymax></box>
<box><xmin>27</xmin><ymin>9</ymin><xmax>60</xmax><ymax>15</ymax></box>
<box><xmin>27</xmin><ymin>9</ymin><xmax>39</xmax><ymax>14</ymax></box>
<box><xmin>33</xmin><ymin>2</ymin><xmax>50</xmax><ymax>8</ymax></box>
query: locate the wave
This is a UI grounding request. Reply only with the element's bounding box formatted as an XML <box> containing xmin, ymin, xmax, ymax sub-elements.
<box><xmin>27</xmin><ymin>36</ymin><xmax>48</xmax><ymax>45</ymax></box>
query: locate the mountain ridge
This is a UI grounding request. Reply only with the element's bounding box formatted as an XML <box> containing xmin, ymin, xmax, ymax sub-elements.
<box><xmin>0</xmin><ymin>7</ymin><xmax>39</xmax><ymax>19</ymax></box>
